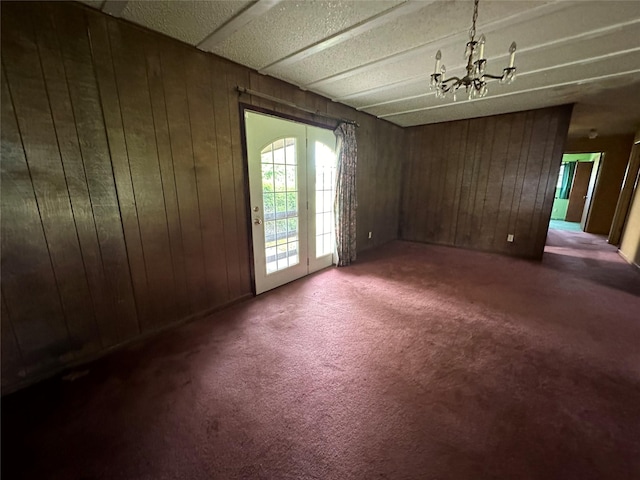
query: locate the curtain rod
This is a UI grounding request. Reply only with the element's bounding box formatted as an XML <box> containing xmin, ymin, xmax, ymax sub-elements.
<box><xmin>237</xmin><ymin>86</ymin><xmax>359</xmax><ymax>127</ymax></box>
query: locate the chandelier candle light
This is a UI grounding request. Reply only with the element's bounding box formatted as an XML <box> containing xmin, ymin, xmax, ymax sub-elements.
<box><xmin>430</xmin><ymin>0</ymin><xmax>517</xmax><ymax>100</ymax></box>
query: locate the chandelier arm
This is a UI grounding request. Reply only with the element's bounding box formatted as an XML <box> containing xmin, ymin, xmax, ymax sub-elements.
<box><xmin>482</xmin><ymin>73</ymin><xmax>505</xmax><ymax>80</ymax></box>
<box><xmin>441</xmin><ymin>76</ymin><xmax>463</xmax><ymax>86</ymax></box>
<box><xmin>442</xmin><ymin>80</ymin><xmax>464</xmax><ymax>94</ymax></box>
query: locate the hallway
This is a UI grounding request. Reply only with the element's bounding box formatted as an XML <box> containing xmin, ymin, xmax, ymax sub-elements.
<box><xmin>544</xmin><ymin>227</ymin><xmax>640</xmax><ymax>296</ymax></box>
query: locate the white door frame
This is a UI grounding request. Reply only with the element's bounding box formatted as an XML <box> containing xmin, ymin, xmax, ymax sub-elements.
<box><xmin>244</xmin><ymin>109</ymin><xmax>336</xmax><ymax>294</ymax></box>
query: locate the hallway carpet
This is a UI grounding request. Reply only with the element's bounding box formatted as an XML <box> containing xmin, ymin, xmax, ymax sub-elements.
<box><xmin>3</xmin><ymin>235</ymin><xmax>640</xmax><ymax>480</ymax></box>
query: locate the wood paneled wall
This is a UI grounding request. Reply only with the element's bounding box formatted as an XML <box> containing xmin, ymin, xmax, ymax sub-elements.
<box><xmin>0</xmin><ymin>1</ymin><xmax>404</xmax><ymax>392</ymax></box>
<box><xmin>401</xmin><ymin>106</ymin><xmax>573</xmax><ymax>259</ymax></box>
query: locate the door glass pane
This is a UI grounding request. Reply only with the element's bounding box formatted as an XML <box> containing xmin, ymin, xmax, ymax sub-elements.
<box><xmin>261</xmin><ymin>138</ymin><xmax>300</xmax><ymax>274</ymax></box>
<box><xmin>315</xmin><ymin>141</ymin><xmax>336</xmax><ymax>258</ymax></box>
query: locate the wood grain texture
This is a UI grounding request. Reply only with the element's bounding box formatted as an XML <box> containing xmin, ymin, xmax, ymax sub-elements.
<box><xmin>1</xmin><ymin>1</ymin><xmax>402</xmax><ymax>392</ymax></box>
<box><xmin>142</xmin><ymin>31</ymin><xmax>191</xmax><ymax>320</ymax></box>
<box><xmin>1</xmin><ymin>65</ymin><xmax>70</xmax><ymax>369</ymax></box>
<box><xmin>210</xmin><ymin>56</ymin><xmax>242</xmax><ymax>300</ymax></box>
<box><xmin>108</xmin><ymin>19</ymin><xmax>178</xmax><ymax>329</ymax></box>
<box><xmin>2</xmin><ymin>3</ymin><xmax>99</xmax><ymax>364</ymax></box>
<box><xmin>157</xmin><ymin>39</ymin><xmax>210</xmax><ymax>314</ymax></box>
<box><xmin>50</xmin><ymin>3</ymin><xmax>139</xmax><ymax>347</ymax></box>
<box><xmin>86</xmin><ymin>9</ymin><xmax>146</xmax><ymax>338</ymax></box>
<box><xmin>225</xmin><ymin>61</ymin><xmax>252</xmax><ymax>294</ymax></box>
<box><xmin>185</xmin><ymin>48</ymin><xmax>230</xmax><ymax>308</ymax></box>
<box><xmin>401</xmin><ymin>105</ymin><xmax>573</xmax><ymax>259</ymax></box>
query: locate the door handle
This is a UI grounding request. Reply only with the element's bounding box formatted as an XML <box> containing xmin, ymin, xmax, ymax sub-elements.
<box><xmin>254</xmin><ymin>218</ymin><xmax>263</xmax><ymax>225</ymax></box>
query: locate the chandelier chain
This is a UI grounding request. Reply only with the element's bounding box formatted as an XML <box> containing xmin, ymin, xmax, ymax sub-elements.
<box><xmin>469</xmin><ymin>0</ymin><xmax>479</xmax><ymax>41</ymax></box>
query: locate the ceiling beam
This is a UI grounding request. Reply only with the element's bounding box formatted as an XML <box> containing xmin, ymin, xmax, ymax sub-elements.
<box><xmin>350</xmin><ymin>20</ymin><xmax>640</xmax><ymax>109</ymax></box>
<box><xmin>258</xmin><ymin>0</ymin><xmax>434</xmax><ymax>73</ymax></box>
<box><xmin>101</xmin><ymin>0</ymin><xmax>128</xmax><ymax>17</ymax></box>
<box><xmin>304</xmin><ymin>1</ymin><xmax>570</xmax><ymax>91</ymax></box>
<box><xmin>198</xmin><ymin>0</ymin><xmax>284</xmax><ymax>52</ymax></box>
<box><xmin>378</xmin><ymin>68</ymin><xmax>640</xmax><ymax>120</ymax></box>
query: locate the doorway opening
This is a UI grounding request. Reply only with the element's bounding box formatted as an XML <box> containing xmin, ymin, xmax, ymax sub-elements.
<box><xmin>244</xmin><ymin>110</ymin><xmax>337</xmax><ymax>294</ymax></box>
<box><xmin>550</xmin><ymin>152</ymin><xmax>602</xmax><ymax>232</ymax></box>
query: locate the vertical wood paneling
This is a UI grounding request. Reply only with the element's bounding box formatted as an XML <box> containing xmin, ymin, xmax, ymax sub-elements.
<box><xmin>185</xmin><ymin>49</ymin><xmax>230</xmax><ymax>307</ymax></box>
<box><xmin>480</xmin><ymin>115</ymin><xmax>511</xmax><ymax>250</ymax></box>
<box><xmin>410</xmin><ymin>123</ymin><xmax>432</xmax><ymax>240</ymax></box>
<box><xmin>32</xmin><ymin>5</ymin><xmax>110</xmax><ymax>350</ymax></box>
<box><xmin>1</xmin><ymin>1</ymin><xmax>404</xmax><ymax>392</ymax></box>
<box><xmin>529</xmin><ymin>112</ymin><xmax>560</xmax><ymax>242</ymax></box>
<box><xmin>471</xmin><ymin>117</ymin><xmax>496</xmax><ymax>247</ymax></box>
<box><xmin>441</xmin><ymin>121</ymin><xmax>463</xmax><ymax>244</ymax></box>
<box><xmin>507</xmin><ymin>112</ymin><xmax>535</xmax><ymax>243</ymax></box>
<box><xmin>86</xmin><ymin>11</ymin><xmax>147</xmax><ymax>336</ymax></box>
<box><xmin>54</xmin><ymin>5</ymin><xmax>138</xmax><ymax>345</ymax></box>
<box><xmin>377</xmin><ymin>124</ymin><xmax>403</xmax><ymax>245</ymax></box>
<box><xmin>492</xmin><ymin>112</ymin><xmax>526</xmax><ymax>251</ymax></box>
<box><xmin>422</xmin><ymin>122</ymin><xmax>439</xmax><ymax>241</ymax></box>
<box><xmin>454</xmin><ymin>119</ymin><xmax>479</xmax><ymax>246</ymax></box>
<box><xmin>356</xmin><ymin>112</ymin><xmax>378</xmax><ymax>249</ymax></box>
<box><xmin>210</xmin><ymin>56</ymin><xmax>242</xmax><ymax>300</ymax></box>
<box><xmin>1</xmin><ymin>66</ymin><xmax>70</xmax><ymax>368</ymax></box>
<box><xmin>108</xmin><ymin>20</ymin><xmax>178</xmax><ymax>329</ymax></box>
<box><xmin>449</xmin><ymin>120</ymin><xmax>469</xmax><ymax>243</ymax></box>
<box><xmin>158</xmin><ymin>39</ymin><xmax>209</xmax><ymax>314</ymax></box>
<box><xmin>142</xmin><ymin>32</ymin><xmax>191</xmax><ymax>319</ymax></box>
<box><xmin>513</xmin><ymin>109</ymin><xmax>552</xmax><ymax>253</ymax></box>
<box><xmin>402</xmin><ymin>105</ymin><xmax>572</xmax><ymax>259</ymax></box>
<box><xmin>2</xmin><ymin>4</ymin><xmax>99</xmax><ymax>360</ymax></box>
<box><xmin>533</xmin><ymin>110</ymin><xmax>573</xmax><ymax>254</ymax></box>
<box><xmin>225</xmin><ymin>62</ymin><xmax>252</xmax><ymax>294</ymax></box>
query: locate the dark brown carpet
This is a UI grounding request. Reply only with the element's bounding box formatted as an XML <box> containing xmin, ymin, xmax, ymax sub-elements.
<box><xmin>3</xmin><ymin>233</ymin><xmax>640</xmax><ymax>480</ymax></box>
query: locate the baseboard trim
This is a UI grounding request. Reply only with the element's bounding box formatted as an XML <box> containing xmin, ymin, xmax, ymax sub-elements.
<box><xmin>617</xmin><ymin>249</ymin><xmax>640</xmax><ymax>269</ymax></box>
<box><xmin>1</xmin><ymin>293</ymin><xmax>254</xmax><ymax>396</ymax></box>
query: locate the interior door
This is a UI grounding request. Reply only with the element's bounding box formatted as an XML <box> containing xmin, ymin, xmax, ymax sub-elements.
<box><xmin>565</xmin><ymin>161</ymin><xmax>593</xmax><ymax>222</ymax></box>
<box><xmin>245</xmin><ymin>111</ymin><xmax>336</xmax><ymax>294</ymax></box>
<box><xmin>580</xmin><ymin>154</ymin><xmax>602</xmax><ymax>230</ymax></box>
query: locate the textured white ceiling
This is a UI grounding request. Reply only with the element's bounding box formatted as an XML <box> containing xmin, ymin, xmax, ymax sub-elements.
<box><xmin>120</xmin><ymin>0</ymin><xmax>252</xmax><ymax>45</ymax></box>
<box><xmin>81</xmin><ymin>0</ymin><xmax>640</xmax><ymax>137</ymax></box>
<box><xmin>208</xmin><ymin>1</ymin><xmax>402</xmax><ymax>70</ymax></box>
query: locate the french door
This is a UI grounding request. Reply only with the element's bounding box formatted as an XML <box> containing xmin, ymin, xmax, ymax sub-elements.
<box><xmin>245</xmin><ymin>111</ymin><xmax>337</xmax><ymax>294</ymax></box>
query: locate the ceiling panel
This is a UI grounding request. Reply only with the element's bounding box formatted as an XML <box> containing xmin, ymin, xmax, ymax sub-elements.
<box><xmin>367</xmin><ymin>50</ymin><xmax>640</xmax><ymax>119</ymax></box>
<box><xmin>209</xmin><ymin>0</ymin><xmax>401</xmax><ymax>71</ymax></box>
<box><xmin>268</xmin><ymin>0</ymin><xmax>546</xmax><ymax>87</ymax></box>
<box><xmin>345</xmin><ymin>24</ymin><xmax>640</xmax><ymax>111</ymax></box>
<box><xmin>308</xmin><ymin>1</ymin><xmax>640</xmax><ymax>95</ymax></box>
<box><xmin>121</xmin><ymin>0</ymin><xmax>252</xmax><ymax>45</ymax></box>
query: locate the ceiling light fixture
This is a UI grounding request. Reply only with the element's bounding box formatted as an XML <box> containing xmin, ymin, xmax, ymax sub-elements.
<box><xmin>430</xmin><ymin>0</ymin><xmax>517</xmax><ymax>101</ymax></box>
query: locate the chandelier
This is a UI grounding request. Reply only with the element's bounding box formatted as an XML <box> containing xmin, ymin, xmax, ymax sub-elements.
<box><xmin>430</xmin><ymin>0</ymin><xmax>517</xmax><ymax>100</ymax></box>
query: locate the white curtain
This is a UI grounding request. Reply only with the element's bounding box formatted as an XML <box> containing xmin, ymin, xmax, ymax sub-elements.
<box><xmin>333</xmin><ymin>123</ymin><xmax>358</xmax><ymax>266</ymax></box>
